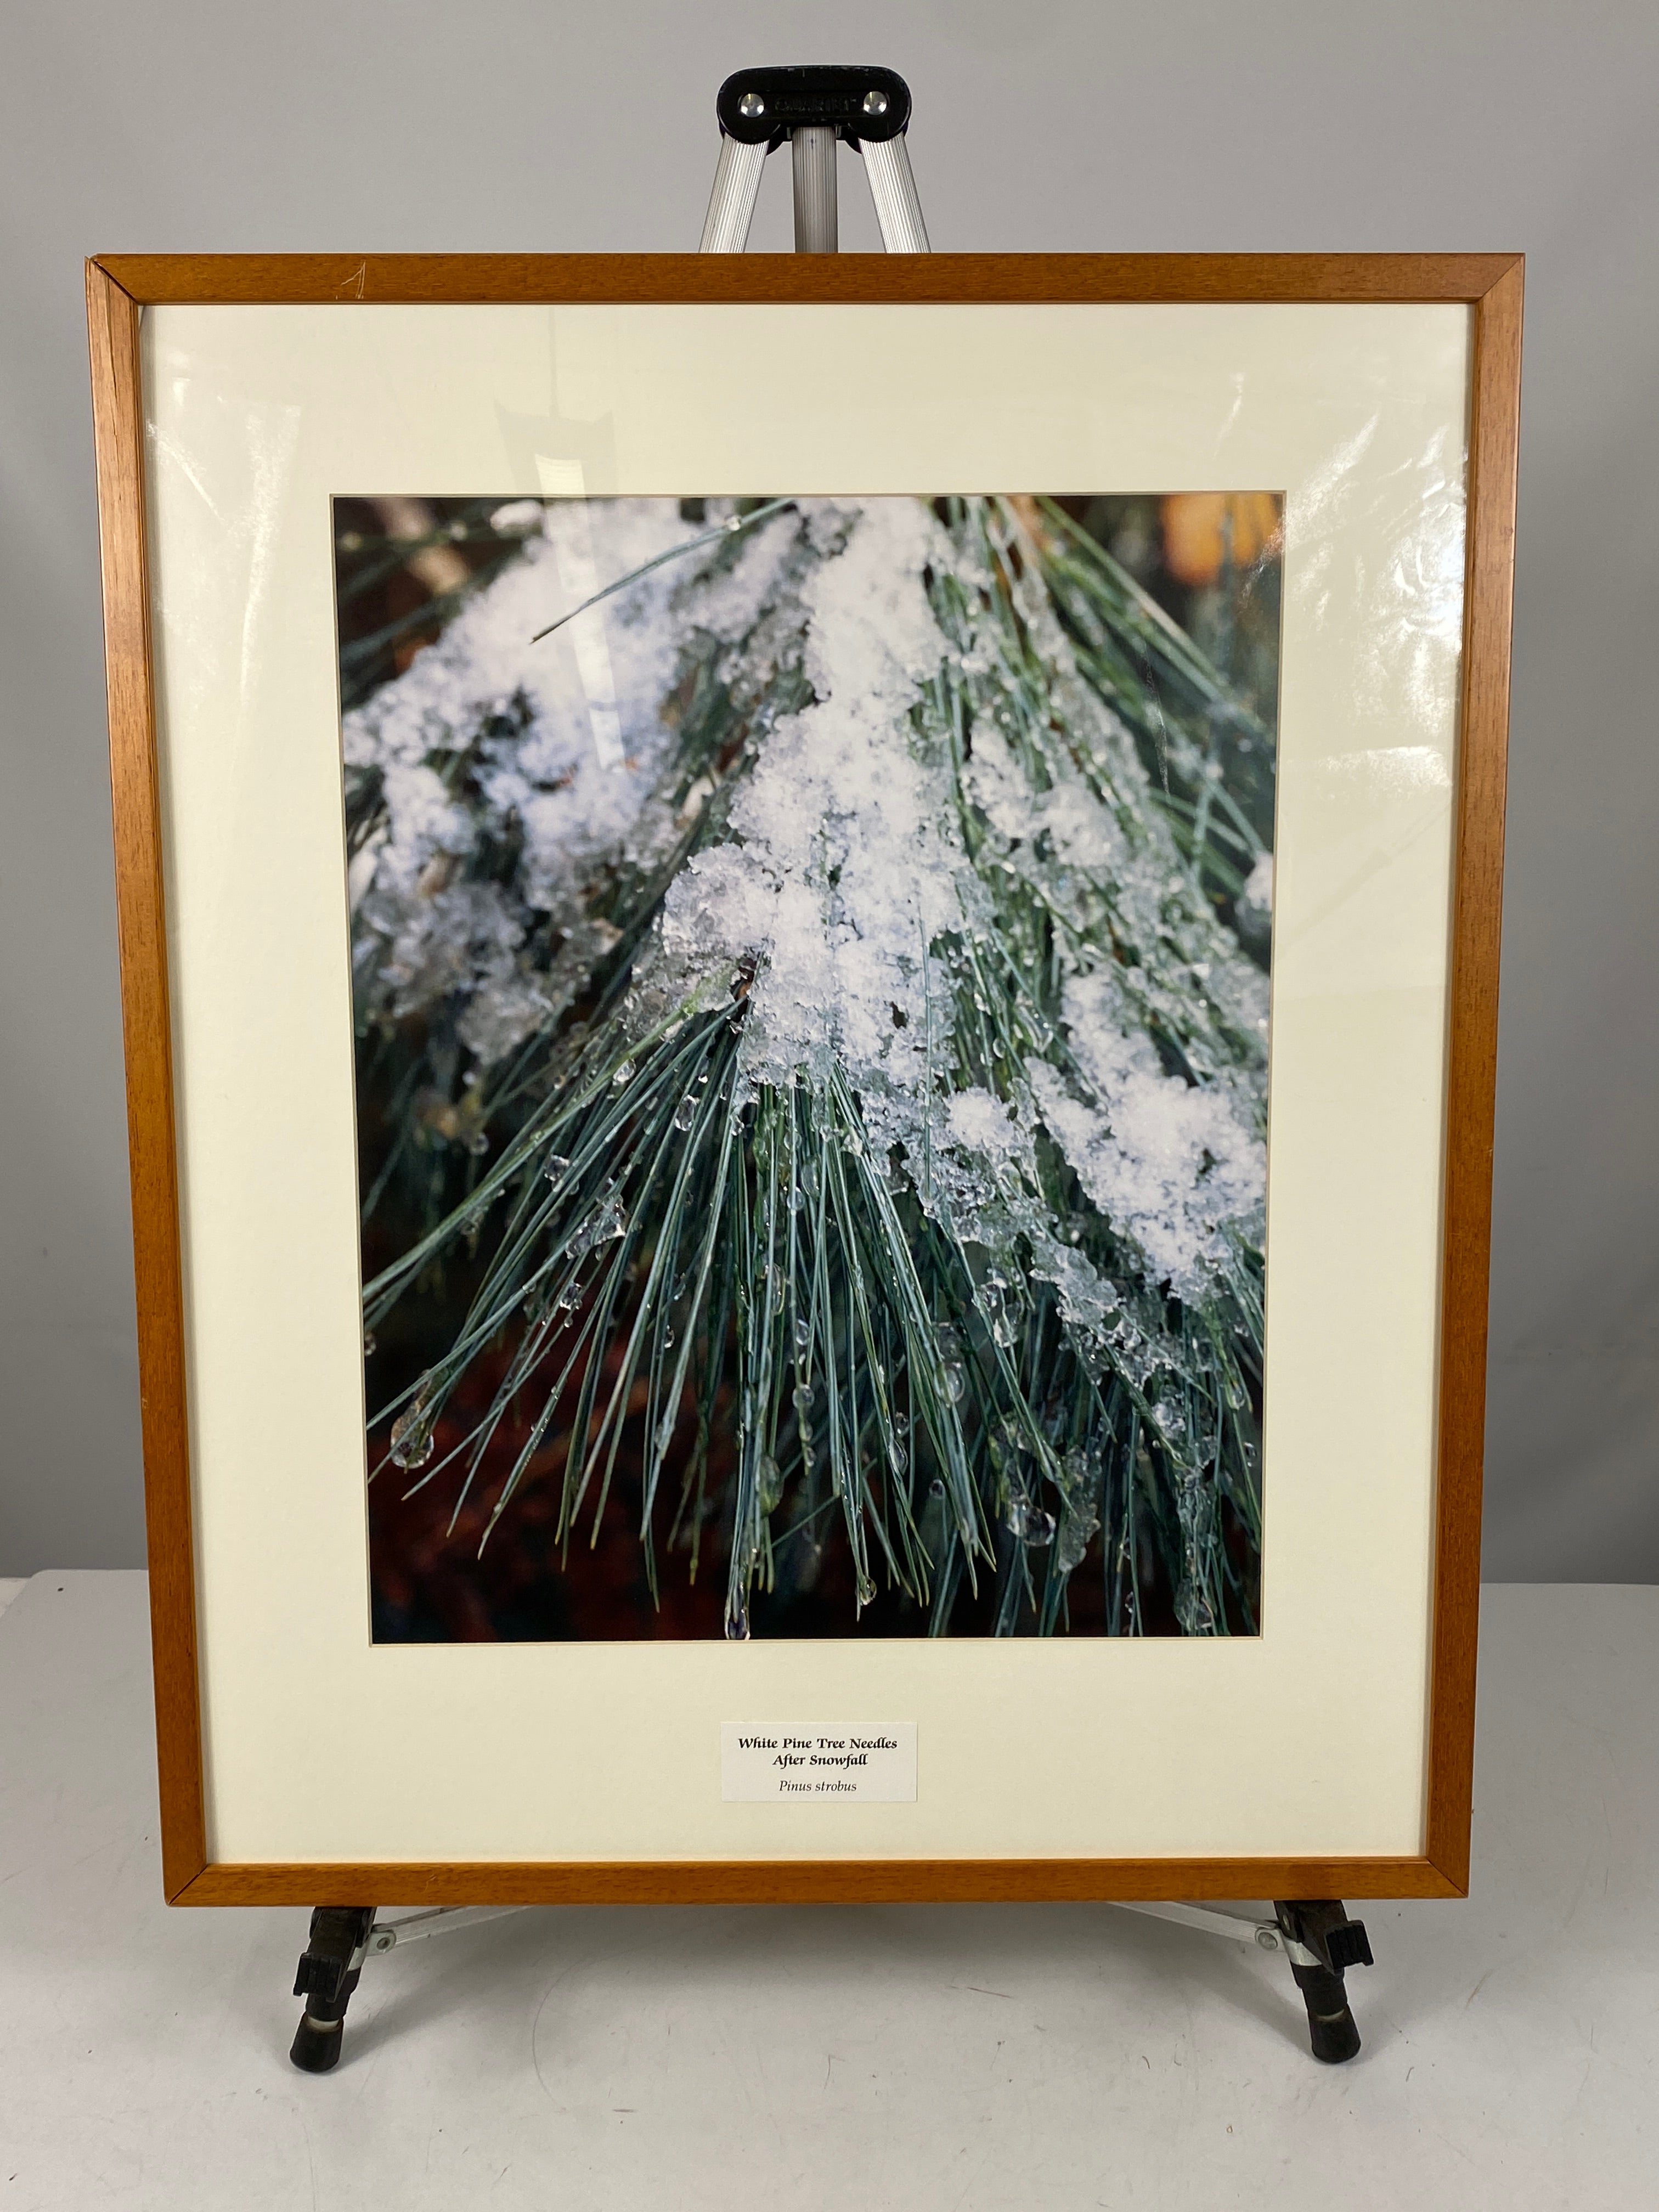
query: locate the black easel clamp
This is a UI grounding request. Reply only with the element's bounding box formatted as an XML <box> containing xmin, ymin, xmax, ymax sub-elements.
<box><xmin>290</xmin><ymin>1905</ymin><xmax>376</xmax><ymax>2073</ymax></box>
<box><xmin>1274</xmin><ymin>1899</ymin><xmax>1374</xmax><ymax>2063</ymax></box>
<box><xmin>714</xmin><ymin>65</ymin><xmax>912</xmax><ymax>150</ymax></box>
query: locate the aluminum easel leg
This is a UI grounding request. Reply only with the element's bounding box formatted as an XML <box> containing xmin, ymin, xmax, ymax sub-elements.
<box><xmin>792</xmin><ymin>125</ymin><xmax>838</xmax><ymax>252</ymax></box>
<box><xmin>860</xmin><ymin>136</ymin><xmax>930</xmax><ymax>253</ymax></box>
<box><xmin>699</xmin><ymin>136</ymin><xmax>768</xmax><ymax>253</ymax></box>
<box><xmin>1116</xmin><ymin>1898</ymin><xmax>1373</xmax><ymax>2063</ymax></box>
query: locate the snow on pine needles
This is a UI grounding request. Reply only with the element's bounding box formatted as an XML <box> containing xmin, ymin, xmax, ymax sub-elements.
<box><xmin>346</xmin><ymin>493</ymin><xmax>1275</xmax><ymax>1638</ymax></box>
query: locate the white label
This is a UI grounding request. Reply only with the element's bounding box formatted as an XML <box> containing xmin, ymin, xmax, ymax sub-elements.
<box><xmin>721</xmin><ymin>1724</ymin><xmax>917</xmax><ymax>1803</ymax></box>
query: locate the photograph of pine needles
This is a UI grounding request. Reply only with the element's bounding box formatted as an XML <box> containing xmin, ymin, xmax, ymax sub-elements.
<box><xmin>337</xmin><ymin>488</ymin><xmax>1282</xmax><ymax>1641</ymax></box>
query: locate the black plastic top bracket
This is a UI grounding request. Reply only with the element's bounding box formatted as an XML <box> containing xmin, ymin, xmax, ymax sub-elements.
<box><xmin>715</xmin><ymin>65</ymin><xmax>912</xmax><ymax>151</ymax></box>
<box><xmin>1277</xmin><ymin>1899</ymin><xmax>1375</xmax><ymax>1974</ymax></box>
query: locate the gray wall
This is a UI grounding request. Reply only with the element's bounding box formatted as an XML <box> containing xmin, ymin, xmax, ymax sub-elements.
<box><xmin>2</xmin><ymin>0</ymin><xmax>1654</xmax><ymax>1577</ymax></box>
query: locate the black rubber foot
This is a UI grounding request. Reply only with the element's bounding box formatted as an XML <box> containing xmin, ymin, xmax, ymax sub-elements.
<box><xmin>1309</xmin><ymin>1982</ymin><xmax>1362</xmax><ymax>2061</ymax></box>
<box><xmin>290</xmin><ymin>2013</ymin><xmax>346</xmax><ymax>2073</ymax></box>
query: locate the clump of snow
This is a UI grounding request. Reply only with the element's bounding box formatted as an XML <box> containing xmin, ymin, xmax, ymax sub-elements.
<box><xmin>1032</xmin><ymin>971</ymin><xmax>1264</xmax><ymax>1301</ymax></box>
<box><xmin>649</xmin><ymin>502</ymin><xmax>969</xmax><ymax>1114</ymax></box>
<box><xmin>488</xmin><ymin>499</ymin><xmax>544</xmax><ymax>535</ymax></box>
<box><xmin>632</xmin><ymin>497</ymin><xmax>1269</xmax><ymax>1319</ymax></box>
<box><xmin>345</xmin><ymin>498</ymin><xmax>809</xmax><ymax>1068</ymax></box>
<box><xmin>946</xmin><ymin>1087</ymin><xmax>1025</xmax><ymax>1164</ymax></box>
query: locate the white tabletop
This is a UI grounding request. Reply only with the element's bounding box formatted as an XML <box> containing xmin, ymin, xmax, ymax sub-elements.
<box><xmin>1</xmin><ymin>1571</ymin><xmax>1654</xmax><ymax>2210</ymax></box>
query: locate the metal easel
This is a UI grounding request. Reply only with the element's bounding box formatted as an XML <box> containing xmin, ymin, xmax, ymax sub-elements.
<box><xmin>288</xmin><ymin>63</ymin><xmax>1373</xmax><ymax>2076</ymax></box>
<box><xmin>290</xmin><ymin>1897</ymin><xmax>1373</xmax><ymax>2074</ymax></box>
<box><xmin>698</xmin><ymin>65</ymin><xmax>929</xmax><ymax>254</ymax></box>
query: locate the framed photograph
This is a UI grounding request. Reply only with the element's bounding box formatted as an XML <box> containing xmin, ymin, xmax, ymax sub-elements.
<box><xmin>89</xmin><ymin>253</ymin><xmax>1521</xmax><ymax>1905</ymax></box>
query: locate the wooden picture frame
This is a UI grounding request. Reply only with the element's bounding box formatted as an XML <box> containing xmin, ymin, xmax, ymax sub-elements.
<box><xmin>87</xmin><ymin>252</ymin><xmax>1521</xmax><ymax>1908</ymax></box>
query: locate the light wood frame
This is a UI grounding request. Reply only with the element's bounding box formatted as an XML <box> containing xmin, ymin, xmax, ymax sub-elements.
<box><xmin>87</xmin><ymin>252</ymin><xmax>1522</xmax><ymax>1908</ymax></box>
